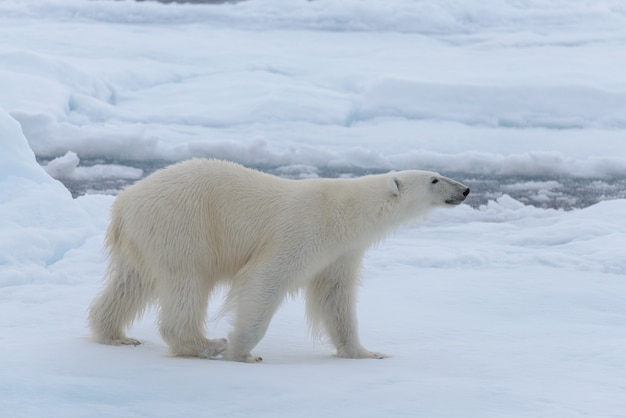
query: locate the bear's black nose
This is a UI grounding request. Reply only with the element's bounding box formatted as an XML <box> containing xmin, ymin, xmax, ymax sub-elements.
<box><xmin>463</xmin><ymin>188</ymin><xmax>470</xmax><ymax>197</ymax></box>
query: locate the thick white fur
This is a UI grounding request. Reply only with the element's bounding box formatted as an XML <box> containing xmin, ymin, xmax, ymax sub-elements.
<box><xmin>88</xmin><ymin>159</ymin><xmax>469</xmax><ymax>362</ymax></box>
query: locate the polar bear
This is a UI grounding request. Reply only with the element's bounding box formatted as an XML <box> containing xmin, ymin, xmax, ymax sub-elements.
<box><xmin>88</xmin><ymin>159</ymin><xmax>469</xmax><ymax>362</ymax></box>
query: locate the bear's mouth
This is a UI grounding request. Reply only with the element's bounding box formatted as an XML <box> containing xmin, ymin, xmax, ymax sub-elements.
<box><xmin>444</xmin><ymin>197</ymin><xmax>466</xmax><ymax>205</ymax></box>
<box><xmin>444</xmin><ymin>187</ymin><xmax>470</xmax><ymax>206</ymax></box>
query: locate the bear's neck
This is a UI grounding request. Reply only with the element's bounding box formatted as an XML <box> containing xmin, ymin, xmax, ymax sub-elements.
<box><xmin>311</xmin><ymin>178</ymin><xmax>404</xmax><ymax>247</ymax></box>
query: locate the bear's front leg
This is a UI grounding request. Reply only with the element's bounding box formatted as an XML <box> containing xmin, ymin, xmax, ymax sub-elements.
<box><xmin>305</xmin><ymin>253</ymin><xmax>388</xmax><ymax>360</ymax></box>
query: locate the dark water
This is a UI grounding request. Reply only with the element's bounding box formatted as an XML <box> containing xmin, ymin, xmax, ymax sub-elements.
<box><xmin>455</xmin><ymin>174</ymin><xmax>626</xmax><ymax>210</ymax></box>
<box><xmin>53</xmin><ymin>159</ymin><xmax>626</xmax><ymax>211</ymax></box>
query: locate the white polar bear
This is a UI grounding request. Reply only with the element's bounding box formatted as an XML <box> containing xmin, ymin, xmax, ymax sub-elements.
<box><xmin>88</xmin><ymin>159</ymin><xmax>469</xmax><ymax>362</ymax></box>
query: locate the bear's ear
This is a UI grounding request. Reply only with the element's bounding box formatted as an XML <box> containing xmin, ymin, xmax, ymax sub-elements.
<box><xmin>388</xmin><ymin>176</ymin><xmax>401</xmax><ymax>197</ymax></box>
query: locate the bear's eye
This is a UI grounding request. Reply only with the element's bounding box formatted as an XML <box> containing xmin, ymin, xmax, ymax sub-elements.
<box><xmin>431</xmin><ymin>178</ymin><xmax>439</xmax><ymax>184</ymax></box>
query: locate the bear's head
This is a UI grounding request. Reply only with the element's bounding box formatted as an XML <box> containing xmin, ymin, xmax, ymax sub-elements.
<box><xmin>387</xmin><ymin>170</ymin><xmax>470</xmax><ymax>219</ymax></box>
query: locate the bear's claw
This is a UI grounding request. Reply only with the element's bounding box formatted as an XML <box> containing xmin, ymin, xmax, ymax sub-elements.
<box><xmin>200</xmin><ymin>338</ymin><xmax>228</xmax><ymax>358</ymax></box>
<box><xmin>111</xmin><ymin>337</ymin><xmax>141</xmax><ymax>346</ymax></box>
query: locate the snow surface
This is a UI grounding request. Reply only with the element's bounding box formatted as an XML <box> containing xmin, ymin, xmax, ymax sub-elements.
<box><xmin>1</xmin><ymin>1</ymin><xmax>626</xmax><ymax>417</ymax></box>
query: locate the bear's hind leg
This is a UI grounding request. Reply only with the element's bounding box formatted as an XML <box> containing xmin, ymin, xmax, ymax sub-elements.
<box><xmin>157</xmin><ymin>274</ymin><xmax>227</xmax><ymax>358</ymax></box>
<box><xmin>305</xmin><ymin>254</ymin><xmax>387</xmax><ymax>359</ymax></box>
<box><xmin>88</xmin><ymin>259</ymin><xmax>152</xmax><ymax>346</ymax></box>
<box><xmin>224</xmin><ymin>271</ymin><xmax>287</xmax><ymax>363</ymax></box>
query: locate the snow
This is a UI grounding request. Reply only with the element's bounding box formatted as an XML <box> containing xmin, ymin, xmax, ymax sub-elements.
<box><xmin>43</xmin><ymin>151</ymin><xmax>143</xmax><ymax>183</ymax></box>
<box><xmin>1</xmin><ymin>1</ymin><xmax>626</xmax><ymax>417</ymax></box>
<box><xmin>2</xmin><ymin>0</ymin><xmax>626</xmax><ymax>179</ymax></box>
